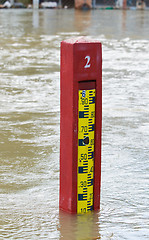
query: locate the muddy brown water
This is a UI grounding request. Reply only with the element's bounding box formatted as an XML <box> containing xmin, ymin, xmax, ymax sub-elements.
<box><xmin>0</xmin><ymin>9</ymin><xmax>149</xmax><ymax>239</ymax></box>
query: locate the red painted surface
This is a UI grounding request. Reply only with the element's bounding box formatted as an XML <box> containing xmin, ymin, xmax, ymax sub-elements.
<box><xmin>60</xmin><ymin>38</ymin><xmax>102</xmax><ymax>213</ymax></box>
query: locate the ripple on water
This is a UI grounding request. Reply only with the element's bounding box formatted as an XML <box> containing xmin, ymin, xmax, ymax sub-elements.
<box><xmin>0</xmin><ymin>10</ymin><xmax>149</xmax><ymax>240</ymax></box>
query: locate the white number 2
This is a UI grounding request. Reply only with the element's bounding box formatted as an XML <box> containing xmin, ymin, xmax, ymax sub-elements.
<box><xmin>84</xmin><ymin>56</ymin><xmax>91</xmax><ymax>68</ymax></box>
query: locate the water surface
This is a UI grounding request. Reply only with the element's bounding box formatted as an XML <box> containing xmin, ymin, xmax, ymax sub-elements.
<box><xmin>0</xmin><ymin>9</ymin><xmax>149</xmax><ymax>239</ymax></box>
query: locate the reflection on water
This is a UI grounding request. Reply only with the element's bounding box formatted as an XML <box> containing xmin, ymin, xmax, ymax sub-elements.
<box><xmin>0</xmin><ymin>8</ymin><xmax>149</xmax><ymax>240</ymax></box>
<box><xmin>74</xmin><ymin>10</ymin><xmax>91</xmax><ymax>32</ymax></box>
<box><xmin>33</xmin><ymin>10</ymin><xmax>39</xmax><ymax>28</ymax></box>
<box><xmin>59</xmin><ymin>211</ymin><xmax>100</xmax><ymax>239</ymax></box>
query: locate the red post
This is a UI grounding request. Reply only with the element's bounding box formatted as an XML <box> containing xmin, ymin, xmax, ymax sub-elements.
<box><xmin>60</xmin><ymin>38</ymin><xmax>102</xmax><ymax>214</ymax></box>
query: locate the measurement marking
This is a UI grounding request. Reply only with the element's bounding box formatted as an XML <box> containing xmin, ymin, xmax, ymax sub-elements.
<box><xmin>84</xmin><ymin>133</ymin><xmax>88</xmax><ymax>136</ymax></box>
<box><xmin>83</xmin><ymin>188</ymin><xmax>87</xmax><ymax>193</ymax></box>
<box><xmin>88</xmin><ymin>119</ymin><xmax>93</xmax><ymax>124</ymax></box>
<box><xmin>89</xmin><ymin>96</ymin><xmax>95</xmax><ymax>104</ymax></box>
<box><xmin>78</xmin><ymin>193</ymin><xmax>87</xmax><ymax>201</ymax></box>
<box><xmin>88</xmin><ymin>152</ymin><xmax>94</xmax><ymax>159</ymax></box>
<box><xmin>89</xmin><ymin>90</ymin><xmax>94</xmax><ymax>95</ymax></box>
<box><xmin>83</xmin><ymin>104</ymin><xmax>89</xmax><ymax>108</ymax></box>
<box><xmin>88</xmin><ymin>124</ymin><xmax>94</xmax><ymax>132</ymax></box>
<box><xmin>83</xmin><ymin>162</ymin><xmax>88</xmax><ymax>165</ymax></box>
<box><xmin>88</xmin><ymin>179</ymin><xmax>93</xmax><ymax>186</ymax></box>
<box><xmin>79</xmin><ymin>111</ymin><xmax>89</xmax><ymax>118</ymax></box>
<box><xmin>87</xmin><ymin>205</ymin><xmax>93</xmax><ymax>211</ymax></box>
<box><xmin>87</xmin><ymin>174</ymin><xmax>92</xmax><ymax>179</ymax></box>
<box><xmin>78</xmin><ymin>166</ymin><xmax>88</xmax><ymax>173</ymax></box>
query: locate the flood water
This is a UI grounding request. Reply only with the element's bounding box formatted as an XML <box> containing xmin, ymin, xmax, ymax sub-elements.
<box><xmin>0</xmin><ymin>9</ymin><xmax>149</xmax><ymax>239</ymax></box>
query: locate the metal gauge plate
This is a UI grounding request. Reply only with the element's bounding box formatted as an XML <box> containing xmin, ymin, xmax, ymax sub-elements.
<box><xmin>77</xmin><ymin>89</ymin><xmax>95</xmax><ymax>214</ymax></box>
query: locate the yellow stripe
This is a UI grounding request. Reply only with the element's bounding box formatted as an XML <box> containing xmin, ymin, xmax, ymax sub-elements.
<box><xmin>77</xmin><ymin>89</ymin><xmax>95</xmax><ymax>214</ymax></box>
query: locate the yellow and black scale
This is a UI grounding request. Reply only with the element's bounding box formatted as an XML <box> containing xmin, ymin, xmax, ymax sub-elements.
<box><xmin>77</xmin><ymin>88</ymin><xmax>96</xmax><ymax>214</ymax></box>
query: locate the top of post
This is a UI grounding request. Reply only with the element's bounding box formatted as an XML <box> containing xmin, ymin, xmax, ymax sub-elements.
<box><xmin>62</xmin><ymin>37</ymin><xmax>100</xmax><ymax>45</ymax></box>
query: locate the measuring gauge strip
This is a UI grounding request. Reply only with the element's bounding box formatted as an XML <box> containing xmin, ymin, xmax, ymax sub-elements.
<box><xmin>77</xmin><ymin>89</ymin><xmax>95</xmax><ymax>214</ymax></box>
